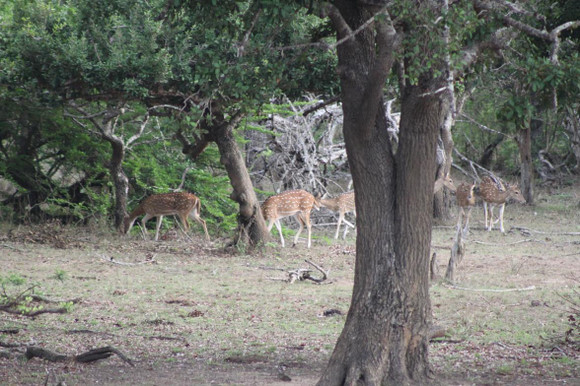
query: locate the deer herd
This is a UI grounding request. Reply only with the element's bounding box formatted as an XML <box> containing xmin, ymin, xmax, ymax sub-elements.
<box><xmin>122</xmin><ymin>174</ymin><xmax>526</xmax><ymax>247</ymax></box>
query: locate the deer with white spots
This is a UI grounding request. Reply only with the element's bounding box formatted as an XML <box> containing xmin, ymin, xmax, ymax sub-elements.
<box><xmin>478</xmin><ymin>176</ymin><xmax>526</xmax><ymax>232</ymax></box>
<box><xmin>433</xmin><ymin>173</ymin><xmax>456</xmax><ymax>194</ymax></box>
<box><xmin>261</xmin><ymin>189</ymin><xmax>320</xmax><ymax>248</ymax></box>
<box><xmin>123</xmin><ymin>192</ymin><xmax>210</xmax><ymax>241</ymax></box>
<box><xmin>320</xmin><ymin>191</ymin><xmax>356</xmax><ymax>240</ymax></box>
<box><xmin>455</xmin><ymin>181</ymin><xmax>476</xmax><ymax>235</ymax></box>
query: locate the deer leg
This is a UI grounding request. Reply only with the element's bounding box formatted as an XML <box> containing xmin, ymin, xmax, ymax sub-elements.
<box><xmin>124</xmin><ymin>218</ymin><xmax>137</xmax><ymax>235</ymax></box>
<box><xmin>342</xmin><ymin>218</ymin><xmax>355</xmax><ymax>239</ymax></box>
<box><xmin>273</xmin><ymin>219</ymin><xmax>285</xmax><ymax>247</ymax></box>
<box><xmin>335</xmin><ymin>212</ymin><xmax>344</xmax><ymax>240</ymax></box>
<box><xmin>174</xmin><ymin>214</ymin><xmax>190</xmax><ymax>238</ymax></box>
<box><xmin>498</xmin><ymin>203</ymin><xmax>506</xmax><ymax>233</ymax></box>
<box><xmin>189</xmin><ymin>210</ymin><xmax>210</xmax><ymax>240</ymax></box>
<box><xmin>483</xmin><ymin>202</ymin><xmax>489</xmax><ymax>230</ymax></box>
<box><xmin>292</xmin><ymin>214</ymin><xmax>305</xmax><ymax>248</ymax></box>
<box><xmin>305</xmin><ymin>214</ymin><xmax>313</xmax><ymax>248</ymax></box>
<box><xmin>463</xmin><ymin>207</ymin><xmax>472</xmax><ymax>236</ymax></box>
<box><xmin>154</xmin><ymin>215</ymin><xmax>165</xmax><ymax>241</ymax></box>
<box><xmin>457</xmin><ymin>207</ymin><xmax>465</xmax><ymax>233</ymax></box>
<box><xmin>487</xmin><ymin>206</ymin><xmax>495</xmax><ymax>231</ymax></box>
<box><xmin>140</xmin><ymin>214</ymin><xmax>154</xmax><ymax>240</ymax></box>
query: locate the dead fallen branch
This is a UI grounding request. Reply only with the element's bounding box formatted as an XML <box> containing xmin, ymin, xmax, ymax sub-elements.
<box><xmin>511</xmin><ymin>226</ymin><xmax>580</xmax><ymax>236</ymax></box>
<box><xmin>97</xmin><ymin>253</ymin><xmax>156</xmax><ymax>265</ymax></box>
<box><xmin>0</xmin><ymin>286</ymin><xmax>75</xmax><ymax>318</ymax></box>
<box><xmin>25</xmin><ymin>345</ymin><xmax>134</xmax><ymax>367</ymax></box>
<box><xmin>268</xmin><ymin>260</ymin><xmax>329</xmax><ymax>284</ymax></box>
<box><xmin>31</xmin><ymin>294</ymin><xmax>81</xmax><ymax>304</ymax></box>
<box><xmin>0</xmin><ymin>244</ymin><xmax>25</xmax><ymax>252</ymax></box>
<box><xmin>444</xmin><ymin>284</ymin><xmax>536</xmax><ymax>292</ymax></box>
<box><xmin>472</xmin><ymin>238</ymin><xmax>537</xmax><ymax>246</ymax></box>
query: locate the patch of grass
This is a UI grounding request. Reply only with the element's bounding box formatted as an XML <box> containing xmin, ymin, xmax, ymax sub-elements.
<box><xmin>53</xmin><ymin>268</ymin><xmax>68</xmax><ymax>281</ymax></box>
<box><xmin>496</xmin><ymin>363</ymin><xmax>515</xmax><ymax>375</ymax></box>
<box><xmin>1</xmin><ymin>182</ymin><xmax>579</xmax><ymax>384</ymax></box>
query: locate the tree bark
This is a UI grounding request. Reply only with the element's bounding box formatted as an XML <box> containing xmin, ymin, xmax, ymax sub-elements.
<box><xmin>517</xmin><ymin>126</ymin><xmax>534</xmax><ymax>204</ymax></box>
<box><xmin>479</xmin><ymin>133</ymin><xmax>505</xmax><ymax>169</ymax></box>
<box><xmin>108</xmin><ymin>137</ymin><xmax>129</xmax><ymax>229</ymax></box>
<box><xmin>433</xmin><ymin>114</ymin><xmax>454</xmax><ymax>221</ymax></box>
<box><xmin>210</xmin><ymin>113</ymin><xmax>271</xmax><ymax>246</ymax></box>
<box><xmin>318</xmin><ymin>3</ymin><xmax>443</xmax><ymax>384</ymax></box>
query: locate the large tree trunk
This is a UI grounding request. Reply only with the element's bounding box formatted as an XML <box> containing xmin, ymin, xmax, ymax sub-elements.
<box><xmin>318</xmin><ymin>3</ymin><xmax>443</xmax><ymax>384</ymax></box>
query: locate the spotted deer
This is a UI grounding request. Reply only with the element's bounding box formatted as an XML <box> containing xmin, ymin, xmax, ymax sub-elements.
<box><xmin>478</xmin><ymin>176</ymin><xmax>526</xmax><ymax>232</ymax></box>
<box><xmin>123</xmin><ymin>192</ymin><xmax>210</xmax><ymax>241</ymax></box>
<box><xmin>261</xmin><ymin>189</ymin><xmax>320</xmax><ymax>248</ymax></box>
<box><xmin>455</xmin><ymin>181</ymin><xmax>476</xmax><ymax>235</ymax></box>
<box><xmin>433</xmin><ymin>173</ymin><xmax>457</xmax><ymax>194</ymax></box>
<box><xmin>319</xmin><ymin>191</ymin><xmax>356</xmax><ymax>239</ymax></box>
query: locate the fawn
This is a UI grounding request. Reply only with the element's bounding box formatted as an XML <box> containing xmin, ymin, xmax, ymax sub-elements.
<box><xmin>319</xmin><ymin>191</ymin><xmax>356</xmax><ymax>239</ymax></box>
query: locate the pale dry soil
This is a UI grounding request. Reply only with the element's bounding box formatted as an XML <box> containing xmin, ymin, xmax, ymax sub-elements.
<box><xmin>0</xmin><ymin>185</ymin><xmax>579</xmax><ymax>385</ymax></box>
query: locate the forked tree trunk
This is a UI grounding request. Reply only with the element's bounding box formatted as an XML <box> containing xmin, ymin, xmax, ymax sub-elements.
<box><xmin>177</xmin><ymin>109</ymin><xmax>271</xmax><ymax>247</ymax></box>
<box><xmin>212</xmin><ymin>116</ymin><xmax>271</xmax><ymax>246</ymax></box>
<box><xmin>318</xmin><ymin>3</ymin><xmax>444</xmax><ymax>384</ymax></box>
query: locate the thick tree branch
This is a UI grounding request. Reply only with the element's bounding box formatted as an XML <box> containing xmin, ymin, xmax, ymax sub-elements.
<box><xmin>474</xmin><ymin>0</ymin><xmax>580</xmax><ymax>52</ymax></box>
<box><xmin>359</xmin><ymin>11</ymin><xmax>399</xmax><ymax>138</ymax></box>
<box><xmin>319</xmin><ymin>3</ymin><xmax>353</xmax><ymax>47</ymax></box>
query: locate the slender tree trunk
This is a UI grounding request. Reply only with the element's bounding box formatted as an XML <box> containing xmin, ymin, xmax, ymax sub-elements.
<box><xmin>212</xmin><ymin>116</ymin><xmax>271</xmax><ymax>246</ymax></box>
<box><xmin>517</xmin><ymin>126</ymin><xmax>534</xmax><ymax>204</ymax></box>
<box><xmin>177</xmin><ymin>109</ymin><xmax>270</xmax><ymax>247</ymax></box>
<box><xmin>433</xmin><ymin>113</ymin><xmax>454</xmax><ymax>220</ymax></box>
<box><xmin>479</xmin><ymin>134</ymin><xmax>505</xmax><ymax>169</ymax></box>
<box><xmin>433</xmin><ymin>13</ymin><xmax>456</xmax><ymax>222</ymax></box>
<box><xmin>108</xmin><ymin>137</ymin><xmax>129</xmax><ymax>229</ymax></box>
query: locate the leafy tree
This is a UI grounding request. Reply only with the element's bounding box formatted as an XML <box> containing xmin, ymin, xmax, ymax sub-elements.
<box><xmin>0</xmin><ymin>92</ymin><xmax>110</xmax><ymax>222</ymax></box>
<box><xmin>165</xmin><ymin>1</ymin><xmax>339</xmax><ymax>246</ymax></box>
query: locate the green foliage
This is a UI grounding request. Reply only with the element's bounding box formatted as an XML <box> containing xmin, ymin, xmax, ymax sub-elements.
<box><xmin>0</xmin><ymin>273</ymin><xmax>26</xmax><ymax>286</ymax></box>
<box><xmin>2</xmin><ymin>0</ymin><xmax>170</xmax><ymax>97</ymax></box>
<box><xmin>0</xmin><ymin>274</ymin><xmax>41</xmax><ymax>314</ymax></box>
<box><xmin>498</xmin><ymin>96</ymin><xmax>534</xmax><ymax>132</ymax></box>
<box><xmin>53</xmin><ymin>268</ymin><xmax>68</xmax><ymax>281</ymax></box>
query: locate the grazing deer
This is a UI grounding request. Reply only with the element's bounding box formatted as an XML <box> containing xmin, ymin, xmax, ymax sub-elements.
<box><xmin>455</xmin><ymin>181</ymin><xmax>476</xmax><ymax>235</ymax></box>
<box><xmin>261</xmin><ymin>189</ymin><xmax>320</xmax><ymax>248</ymax></box>
<box><xmin>478</xmin><ymin>176</ymin><xmax>526</xmax><ymax>232</ymax></box>
<box><xmin>319</xmin><ymin>191</ymin><xmax>356</xmax><ymax>239</ymax></box>
<box><xmin>433</xmin><ymin>173</ymin><xmax>457</xmax><ymax>194</ymax></box>
<box><xmin>123</xmin><ymin>192</ymin><xmax>210</xmax><ymax>241</ymax></box>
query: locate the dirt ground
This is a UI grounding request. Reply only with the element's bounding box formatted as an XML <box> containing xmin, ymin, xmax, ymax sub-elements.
<box><xmin>1</xmin><ymin>183</ymin><xmax>579</xmax><ymax>385</ymax></box>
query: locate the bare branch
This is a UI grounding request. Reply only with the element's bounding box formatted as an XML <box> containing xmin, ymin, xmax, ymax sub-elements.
<box><xmin>302</xmin><ymin>95</ymin><xmax>341</xmax><ymax>116</ymax></box>
<box><xmin>237</xmin><ymin>10</ymin><xmax>262</xmax><ymax>57</ymax></box>
<box><xmin>125</xmin><ymin>113</ymin><xmax>150</xmax><ymax>148</ymax></box>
